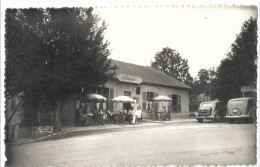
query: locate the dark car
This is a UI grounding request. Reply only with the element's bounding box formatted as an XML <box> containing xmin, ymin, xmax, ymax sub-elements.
<box><xmin>195</xmin><ymin>101</ymin><xmax>226</xmax><ymax>123</ymax></box>
<box><xmin>225</xmin><ymin>97</ymin><xmax>256</xmax><ymax>123</ymax></box>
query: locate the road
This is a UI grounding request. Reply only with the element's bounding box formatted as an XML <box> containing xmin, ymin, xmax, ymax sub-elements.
<box><xmin>6</xmin><ymin>120</ymin><xmax>257</xmax><ymax>166</ymax></box>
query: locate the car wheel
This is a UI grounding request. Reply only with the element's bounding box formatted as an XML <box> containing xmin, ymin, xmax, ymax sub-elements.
<box><xmin>197</xmin><ymin>119</ymin><xmax>203</xmax><ymax>123</ymax></box>
<box><xmin>245</xmin><ymin>118</ymin><xmax>255</xmax><ymax>124</ymax></box>
<box><xmin>215</xmin><ymin>116</ymin><xmax>221</xmax><ymax>122</ymax></box>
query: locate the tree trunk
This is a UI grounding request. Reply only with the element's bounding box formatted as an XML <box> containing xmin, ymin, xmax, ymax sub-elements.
<box><xmin>53</xmin><ymin>100</ymin><xmax>62</xmax><ymax>132</ymax></box>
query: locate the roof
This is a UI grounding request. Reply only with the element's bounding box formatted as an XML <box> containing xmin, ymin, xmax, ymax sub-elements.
<box><xmin>111</xmin><ymin>59</ymin><xmax>192</xmax><ymax>89</ymax></box>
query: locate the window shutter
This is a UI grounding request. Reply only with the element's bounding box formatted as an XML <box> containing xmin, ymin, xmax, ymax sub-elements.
<box><xmin>142</xmin><ymin>102</ymin><xmax>147</xmax><ymax>111</ymax></box>
<box><xmin>155</xmin><ymin>93</ymin><xmax>158</xmax><ymax>98</ymax></box>
<box><xmin>143</xmin><ymin>92</ymin><xmax>147</xmax><ymax>101</ymax></box>
<box><xmin>178</xmin><ymin>95</ymin><xmax>181</xmax><ymax>103</ymax></box>
<box><xmin>178</xmin><ymin>95</ymin><xmax>181</xmax><ymax>112</ymax></box>
<box><xmin>109</xmin><ymin>89</ymin><xmax>114</xmax><ymax>99</ymax></box>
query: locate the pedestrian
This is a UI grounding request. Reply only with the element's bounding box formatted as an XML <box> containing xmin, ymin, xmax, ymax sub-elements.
<box><xmin>77</xmin><ymin>105</ymin><xmax>89</xmax><ymax>126</ymax></box>
<box><xmin>132</xmin><ymin>106</ymin><xmax>142</xmax><ymax>124</ymax></box>
<box><xmin>161</xmin><ymin>106</ymin><xmax>167</xmax><ymax>120</ymax></box>
<box><xmin>125</xmin><ymin>106</ymin><xmax>134</xmax><ymax>124</ymax></box>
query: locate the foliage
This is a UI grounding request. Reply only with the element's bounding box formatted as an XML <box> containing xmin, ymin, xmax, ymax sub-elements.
<box><xmin>190</xmin><ymin>68</ymin><xmax>216</xmax><ymax>99</ymax></box>
<box><xmin>151</xmin><ymin>47</ymin><xmax>193</xmax><ymax>85</ymax></box>
<box><xmin>5</xmin><ymin>8</ymin><xmax>116</xmax><ymax>126</ymax></box>
<box><xmin>211</xmin><ymin>17</ymin><xmax>257</xmax><ymax>101</ymax></box>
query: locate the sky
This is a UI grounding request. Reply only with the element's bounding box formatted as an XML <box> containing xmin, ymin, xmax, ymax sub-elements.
<box><xmin>95</xmin><ymin>6</ymin><xmax>257</xmax><ymax>77</ymax></box>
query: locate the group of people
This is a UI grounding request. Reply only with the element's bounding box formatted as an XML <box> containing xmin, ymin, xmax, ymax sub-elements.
<box><xmin>77</xmin><ymin>103</ymin><xmax>171</xmax><ymax>126</ymax></box>
<box><xmin>76</xmin><ymin>104</ymin><xmax>143</xmax><ymax>126</ymax></box>
<box><xmin>161</xmin><ymin>106</ymin><xmax>171</xmax><ymax>121</ymax></box>
<box><xmin>76</xmin><ymin>104</ymin><xmax>106</xmax><ymax>126</ymax></box>
<box><xmin>123</xmin><ymin>106</ymin><xmax>142</xmax><ymax>124</ymax></box>
<box><xmin>152</xmin><ymin>106</ymin><xmax>171</xmax><ymax>121</ymax></box>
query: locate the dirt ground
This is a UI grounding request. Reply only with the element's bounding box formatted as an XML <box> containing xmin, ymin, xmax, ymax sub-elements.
<box><xmin>5</xmin><ymin>119</ymin><xmax>257</xmax><ymax>166</ymax></box>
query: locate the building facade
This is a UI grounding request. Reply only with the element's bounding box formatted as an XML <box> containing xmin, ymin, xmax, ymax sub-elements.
<box><xmin>91</xmin><ymin>60</ymin><xmax>192</xmax><ymax>119</ymax></box>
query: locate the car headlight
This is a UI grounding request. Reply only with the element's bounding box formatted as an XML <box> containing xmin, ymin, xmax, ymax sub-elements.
<box><xmin>231</xmin><ymin>108</ymin><xmax>241</xmax><ymax>116</ymax></box>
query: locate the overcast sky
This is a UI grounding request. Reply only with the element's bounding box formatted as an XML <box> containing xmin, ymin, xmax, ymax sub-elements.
<box><xmin>95</xmin><ymin>6</ymin><xmax>257</xmax><ymax>77</ymax></box>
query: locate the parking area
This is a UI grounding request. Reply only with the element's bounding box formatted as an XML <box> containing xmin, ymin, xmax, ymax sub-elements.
<box><xmin>6</xmin><ymin>119</ymin><xmax>257</xmax><ymax>166</ymax></box>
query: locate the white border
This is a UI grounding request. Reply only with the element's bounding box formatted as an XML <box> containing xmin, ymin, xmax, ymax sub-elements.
<box><xmin>1</xmin><ymin>0</ymin><xmax>259</xmax><ymax>167</ymax></box>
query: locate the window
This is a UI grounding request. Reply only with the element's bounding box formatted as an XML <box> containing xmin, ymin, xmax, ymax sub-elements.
<box><xmin>143</xmin><ymin>92</ymin><xmax>157</xmax><ymax>111</ymax></box>
<box><xmin>124</xmin><ymin>91</ymin><xmax>131</xmax><ymax>97</ymax></box>
<box><xmin>147</xmin><ymin>92</ymin><xmax>154</xmax><ymax>101</ymax></box>
<box><xmin>136</xmin><ymin>87</ymin><xmax>140</xmax><ymax>95</ymax></box>
<box><xmin>171</xmin><ymin>94</ymin><xmax>181</xmax><ymax>113</ymax></box>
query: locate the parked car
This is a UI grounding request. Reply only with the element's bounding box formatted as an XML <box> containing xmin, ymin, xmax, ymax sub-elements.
<box><xmin>195</xmin><ymin>101</ymin><xmax>226</xmax><ymax>123</ymax></box>
<box><xmin>225</xmin><ymin>97</ymin><xmax>256</xmax><ymax>123</ymax></box>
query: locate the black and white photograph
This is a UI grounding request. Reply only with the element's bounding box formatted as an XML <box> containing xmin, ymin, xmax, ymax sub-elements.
<box><xmin>1</xmin><ymin>0</ymin><xmax>258</xmax><ymax>166</ymax></box>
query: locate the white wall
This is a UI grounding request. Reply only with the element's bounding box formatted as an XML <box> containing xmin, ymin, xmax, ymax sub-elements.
<box><xmin>105</xmin><ymin>81</ymin><xmax>190</xmax><ymax>118</ymax></box>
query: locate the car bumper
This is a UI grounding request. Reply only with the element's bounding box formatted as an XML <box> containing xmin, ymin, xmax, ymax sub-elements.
<box><xmin>225</xmin><ymin>115</ymin><xmax>250</xmax><ymax>119</ymax></box>
<box><xmin>196</xmin><ymin>116</ymin><xmax>215</xmax><ymax>119</ymax></box>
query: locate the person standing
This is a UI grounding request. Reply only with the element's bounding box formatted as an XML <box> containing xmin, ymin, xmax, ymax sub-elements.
<box><xmin>132</xmin><ymin>106</ymin><xmax>142</xmax><ymax>124</ymax></box>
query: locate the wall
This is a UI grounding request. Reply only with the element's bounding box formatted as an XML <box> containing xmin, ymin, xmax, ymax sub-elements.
<box><xmin>6</xmin><ymin>96</ymin><xmax>24</xmax><ymax>139</ymax></box>
<box><xmin>61</xmin><ymin>94</ymin><xmax>77</xmax><ymax>125</ymax></box>
<box><xmin>54</xmin><ymin>80</ymin><xmax>190</xmax><ymax>125</ymax></box>
<box><xmin>105</xmin><ymin>81</ymin><xmax>190</xmax><ymax>118</ymax></box>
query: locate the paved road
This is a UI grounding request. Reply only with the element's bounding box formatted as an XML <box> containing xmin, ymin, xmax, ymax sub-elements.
<box><xmin>6</xmin><ymin>120</ymin><xmax>257</xmax><ymax>166</ymax></box>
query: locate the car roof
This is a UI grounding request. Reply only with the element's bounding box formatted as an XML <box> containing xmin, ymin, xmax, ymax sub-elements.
<box><xmin>201</xmin><ymin>101</ymin><xmax>223</xmax><ymax>104</ymax></box>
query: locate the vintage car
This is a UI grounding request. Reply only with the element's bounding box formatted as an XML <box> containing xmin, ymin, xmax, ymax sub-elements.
<box><xmin>195</xmin><ymin>101</ymin><xmax>226</xmax><ymax>123</ymax></box>
<box><xmin>225</xmin><ymin>97</ymin><xmax>256</xmax><ymax>123</ymax></box>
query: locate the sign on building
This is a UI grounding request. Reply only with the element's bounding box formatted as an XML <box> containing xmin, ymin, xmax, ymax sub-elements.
<box><xmin>240</xmin><ymin>86</ymin><xmax>256</xmax><ymax>92</ymax></box>
<box><xmin>117</xmin><ymin>74</ymin><xmax>142</xmax><ymax>84</ymax></box>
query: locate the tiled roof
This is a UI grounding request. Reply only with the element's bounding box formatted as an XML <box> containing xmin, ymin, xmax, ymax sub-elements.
<box><xmin>111</xmin><ymin>59</ymin><xmax>192</xmax><ymax>89</ymax></box>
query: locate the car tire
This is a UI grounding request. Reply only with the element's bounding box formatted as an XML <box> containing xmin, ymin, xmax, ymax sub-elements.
<box><xmin>215</xmin><ymin>116</ymin><xmax>221</xmax><ymax>122</ymax></box>
<box><xmin>197</xmin><ymin>119</ymin><xmax>203</xmax><ymax>123</ymax></box>
<box><xmin>245</xmin><ymin>118</ymin><xmax>254</xmax><ymax>124</ymax></box>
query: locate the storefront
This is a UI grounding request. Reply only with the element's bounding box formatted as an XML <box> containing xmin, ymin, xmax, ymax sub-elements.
<box><xmin>60</xmin><ymin>59</ymin><xmax>192</xmax><ymax>124</ymax></box>
<box><xmin>96</xmin><ymin>60</ymin><xmax>192</xmax><ymax>119</ymax></box>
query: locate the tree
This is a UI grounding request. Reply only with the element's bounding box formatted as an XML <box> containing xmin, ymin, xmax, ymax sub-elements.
<box><xmin>151</xmin><ymin>47</ymin><xmax>193</xmax><ymax>85</ymax></box>
<box><xmin>5</xmin><ymin>8</ymin><xmax>116</xmax><ymax>131</ymax></box>
<box><xmin>212</xmin><ymin>17</ymin><xmax>257</xmax><ymax>101</ymax></box>
<box><xmin>190</xmin><ymin>68</ymin><xmax>217</xmax><ymax>100</ymax></box>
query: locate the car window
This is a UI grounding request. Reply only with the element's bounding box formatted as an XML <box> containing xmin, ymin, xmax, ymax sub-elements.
<box><xmin>199</xmin><ymin>104</ymin><xmax>212</xmax><ymax>111</ymax></box>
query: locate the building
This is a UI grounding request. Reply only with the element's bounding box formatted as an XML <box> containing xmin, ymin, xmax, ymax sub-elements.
<box><xmin>6</xmin><ymin>59</ymin><xmax>192</xmax><ymax>139</ymax></box>
<box><xmin>189</xmin><ymin>93</ymin><xmax>211</xmax><ymax>117</ymax></box>
<box><xmin>88</xmin><ymin>60</ymin><xmax>192</xmax><ymax>120</ymax></box>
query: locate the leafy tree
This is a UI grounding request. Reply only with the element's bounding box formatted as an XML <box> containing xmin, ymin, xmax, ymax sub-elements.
<box><xmin>212</xmin><ymin>17</ymin><xmax>257</xmax><ymax>101</ymax></box>
<box><xmin>5</xmin><ymin>8</ymin><xmax>116</xmax><ymax>131</ymax></box>
<box><xmin>190</xmin><ymin>68</ymin><xmax>216</xmax><ymax>99</ymax></box>
<box><xmin>151</xmin><ymin>47</ymin><xmax>193</xmax><ymax>85</ymax></box>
